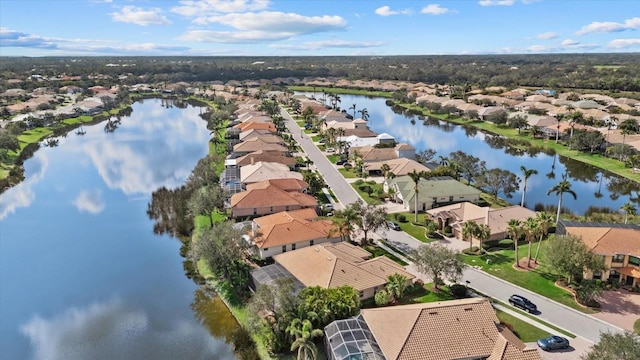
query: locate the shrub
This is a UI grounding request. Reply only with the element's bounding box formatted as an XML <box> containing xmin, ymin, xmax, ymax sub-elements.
<box><xmin>343</xmin><ymin>163</ymin><xmax>353</xmax><ymax>170</ymax></box>
<box><xmin>375</xmin><ymin>289</ymin><xmax>390</xmax><ymax>306</ymax></box>
<box><xmin>449</xmin><ymin>284</ymin><xmax>468</xmax><ymax>299</ymax></box>
<box><xmin>443</xmin><ymin>225</ymin><xmax>452</xmax><ymax>235</ymax></box>
<box><xmin>359</xmin><ymin>185</ymin><xmax>373</xmax><ymax>194</ymax></box>
<box><xmin>354</xmin><ymin>179</ymin><xmax>364</xmax><ymax>185</ymax></box>
<box><xmin>396</xmin><ymin>214</ymin><xmax>407</xmax><ymax>223</ymax></box>
<box><xmin>498</xmin><ymin>239</ymin><xmax>514</xmax><ymax>248</ymax></box>
<box><xmin>462</xmin><ymin>246</ymin><xmax>481</xmax><ymax>255</ymax></box>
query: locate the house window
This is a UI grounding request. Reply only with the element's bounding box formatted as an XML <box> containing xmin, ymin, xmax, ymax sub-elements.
<box><xmin>612</xmin><ymin>254</ymin><xmax>625</xmax><ymax>263</ymax></box>
<box><xmin>263</xmin><ymin>248</ymin><xmax>268</xmax><ymax>251</ymax></box>
<box><xmin>358</xmin><ymin>291</ymin><xmax>364</xmax><ymax>298</ymax></box>
<box><xmin>449</xmin><ymin>196</ymin><xmax>453</xmax><ymax>202</ymax></box>
<box><xmin>292</xmin><ymin>243</ymin><xmax>296</xmax><ymax>251</ymax></box>
<box><xmin>270</xmin><ymin>207</ymin><xmax>273</xmax><ymax>212</ymax></box>
<box><xmin>253</xmin><ymin>208</ymin><xmax>257</xmax><ymax>215</ymax></box>
<box><xmin>309</xmin><ymin>240</ymin><xmax>314</xmax><ymax>246</ymax></box>
<box><xmin>282</xmin><ymin>245</ymin><xmax>287</xmax><ymax>253</ymax></box>
<box><xmin>286</xmin><ymin>206</ymin><xmax>290</xmax><ymax>211</ymax></box>
<box><xmin>629</xmin><ymin>256</ymin><xmax>640</xmax><ymax>266</ymax></box>
<box><xmin>609</xmin><ymin>270</ymin><xmax>620</xmax><ymax>280</ymax></box>
<box><xmin>593</xmin><ymin>271</ymin><xmax>602</xmax><ymax>280</ymax></box>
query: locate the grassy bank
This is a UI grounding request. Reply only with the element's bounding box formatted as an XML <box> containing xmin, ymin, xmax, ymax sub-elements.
<box><xmin>287</xmin><ymin>86</ymin><xmax>393</xmax><ymax>98</ymax></box>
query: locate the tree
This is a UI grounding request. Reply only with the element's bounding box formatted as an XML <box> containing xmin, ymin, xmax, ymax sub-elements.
<box><xmin>486</xmin><ymin>109</ymin><xmax>508</xmax><ymax>125</ymax></box>
<box><xmin>509</xmin><ymin>114</ymin><xmax>529</xmax><ymax>134</ymax></box>
<box><xmin>415</xmin><ymin>149</ymin><xmax>436</xmax><ymax>165</ymax></box>
<box><xmin>330</xmin><ymin>206</ymin><xmax>359</xmax><ymax>242</ymax></box>
<box><xmin>619</xmin><ymin>118</ymin><xmax>639</xmax><ymax>148</ymax></box>
<box><xmin>0</xmin><ymin>133</ymin><xmax>20</xmax><ymax>152</ymax></box>
<box><xmin>449</xmin><ymin>151</ymin><xmax>486</xmax><ymax>184</ymax></box>
<box><xmin>374</xmin><ymin>289</ymin><xmax>390</xmax><ymax>306</ymax></box>
<box><xmin>476</xmin><ymin>168</ymin><xmax>520</xmax><ymax>199</ymax></box>
<box><xmin>547</xmin><ymin>175</ymin><xmax>577</xmax><ymax>224</ymax></box>
<box><xmin>520</xmin><ymin>166</ymin><xmax>538</xmax><ymax>207</ymax></box>
<box><xmin>385</xmin><ymin>273</ymin><xmax>409</xmax><ymax>303</ymax></box>
<box><xmin>462</xmin><ymin>220</ymin><xmax>479</xmax><ymax>252</ymax></box>
<box><xmin>507</xmin><ymin>219</ymin><xmax>522</xmax><ymax>268</ymax></box>
<box><xmin>575</xmin><ymin>279</ymin><xmax>603</xmax><ymax>307</ymax></box>
<box><xmin>474</xmin><ymin>224</ymin><xmax>491</xmax><ymax>254</ymax></box>
<box><xmin>533</xmin><ymin>212</ymin><xmax>554</xmax><ymax>264</ymax></box>
<box><xmin>581</xmin><ymin>331</ymin><xmax>640</xmax><ymax>360</ymax></box>
<box><xmin>349</xmin><ymin>103</ymin><xmax>357</xmax><ymax>119</ymax></box>
<box><xmin>411</xmin><ymin>243</ymin><xmax>465</xmax><ymax>290</ymax></box>
<box><xmin>545</xmin><ymin>234</ymin><xmax>606</xmax><ymax>285</ymax></box>
<box><xmin>465</xmin><ymin>109</ymin><xmax>479</xmax><ymax>120</ymax></box>
<box><xmin>287</xmin><ymin>319</ymin><xmax>323</xmax><ymax>360</ymax></box>
<box><xmin>522</xmin><ymin>217</ymin><xmax>540</xmax><ymax>267</ymax></box>
<box><xmin>358</xmin><ymin>108</ymin><xmax>369</xmax><ymax>121</ymax></box>
<box><xmin>407</xmin><ymin>169</ymin><xmax>430</xmax><ymax>222</ymax></box>
<box><xmin>380</xmin><ymin>163</ymin><xmax>391</xmax><ymax>179</ymax></box>
<box><xmin>351</xmin><ymin>199</ymin><xmax>388</xmax><ymax>244</ymax></box>
<box><xmin>188</xmin><ymin>185</ymin><xmax>226</xmax><ymax>227</ymax></box>
<box><xmin>621</xmin><ymin>202</ymin><xmax>637</xmax><ymax>224</ymax></box>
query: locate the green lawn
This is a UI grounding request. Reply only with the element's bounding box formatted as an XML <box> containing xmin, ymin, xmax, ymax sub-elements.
<box><xmin>495</xmin><ymin>309</ymin><xmax>551</xmax><ymax>343</ymax></box>
<box><xmin>338</xmin><ymin>168</ymin><xmax>358</xmax><ymax>178</ymax></box>
<box><xmin>350</xmin><ymin>182</ymin><xmax>383</xmax><ymax>205</ymax></box>
<box><xmin>362</xmin><ymin>245</ymin><xmax>408</xmax><ymax>266</ymax></box>
<box><xmin>462</xmin><ymin>241</ymin><xmax>597</xmax><ymax>313</ymax></box>
<box><xmin>387</xmin><ymin>212</ymin><xmax>437</xmax><ymax>243</ymax></box>
<box><xmin>326</xmin><ymin>154</ymin><xmax>340</xmax><ymax>163</ymax></box>
<box><xmin>635</xmin><ymin>318</ymin><xmax>640</xmax><ymax>335</ymax></box>
<box><xmin>311</xmin><ymin>135</ymin><xmax>323</xmax><ymax>142</ymax></box>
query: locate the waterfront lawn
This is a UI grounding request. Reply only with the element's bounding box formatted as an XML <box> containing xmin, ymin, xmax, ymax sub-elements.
<box><xmin>478</xmin><ymin>192</ymin><xmax>512</xmax><ymax>209</ymax></box>
<box><xmin>462</xmin><ymin>242</ymin><xmax>597</xmax><ymax>313</ymax></box>
<box><xmin>18</xmin><ymin>128</ymin><xmax>52</xmax><ymax>149</ymax></box>
<box><xmin>495</xmin><ymin>309</ymin><xmax>551</xmax><ymax>342</ymax></box>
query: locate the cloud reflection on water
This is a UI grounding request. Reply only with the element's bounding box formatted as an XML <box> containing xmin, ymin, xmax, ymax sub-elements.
<box><xmin>0</xmin><ymin>152</ymin><xmax>48</xmax><ymax>220</ymax></box>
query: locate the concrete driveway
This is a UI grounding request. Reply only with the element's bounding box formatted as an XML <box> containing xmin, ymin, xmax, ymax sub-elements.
<box><xmin>531</xmin><ymin>336</ymin><xmax>593</xmax><ymax>360</ymax></box>
<box><xmin>591</xmin><ymin>289</ymin><xmax>640</xmax><ymax>331</ymax></box>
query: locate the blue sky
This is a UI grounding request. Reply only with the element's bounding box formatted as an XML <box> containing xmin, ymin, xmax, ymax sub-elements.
<box><xmin>1</xmin><ymin>0</ymin><xmax>638</xmax><ymax>56</ymax></box>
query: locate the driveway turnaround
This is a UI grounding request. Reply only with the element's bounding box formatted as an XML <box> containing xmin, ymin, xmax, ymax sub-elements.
<box><xmin>281</xmin><ymin>108</ymin><xmax>623</xmax><ymax>344</ymax></box>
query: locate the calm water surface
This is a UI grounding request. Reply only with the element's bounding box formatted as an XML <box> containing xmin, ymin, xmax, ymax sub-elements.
<box><xmin>302</xmin><ymin>93</ymin><xmax>639</xmax><ymax>214</ymax></box>
<box><xmin>0</xmin><ymin>99</ymin><xmax>237</xmax><ymax>360</ymax></box>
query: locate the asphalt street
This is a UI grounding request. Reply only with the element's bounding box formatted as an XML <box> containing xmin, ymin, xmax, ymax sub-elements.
<box><xmin>280</xmin><ymin>107</ymin><xmax>622</xmax><ymax>344</ymax></box>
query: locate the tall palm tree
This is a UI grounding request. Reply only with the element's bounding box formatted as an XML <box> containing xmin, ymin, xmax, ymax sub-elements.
<box><xmin>330</xmin><ymin>207</ymin><xmax>359</xmax><ymax>242</ymax></box>
<box><xmin>621</xmin><ymin>202</ymin><xmax>637</xmax><ymax>224</ymax></box>
<box><xmin>358</xmin><ymin>108</ymin><xmax>370</xmax><ymax>121</ymax></box>
<box><xmin>522</xmin><ymin>217</ymin><xmax>540</xmax><ymax>267</ymax></box>
<box><xmin>520</xmin><ymin>166</ymin><xmax>538</xmax><ymax>207</ymax></box>
<box><xmin>438</xmin><ymin>156</ymin><xmax>449</xmax><ymax>167</ymax></box>
<box><xmin>380</xmin><ymin>163</ymin><xmax>391</xmax><ymax>179</ymax></box>
<box><xmin>547</xmin><ymin>175</ymin><xmax>577</xmax><ymax>224</ymax></box>
<box><xmin>462</xmin><ymin>220</ymin><xmax>479</xmax><ymax>252</ymax></box>
<box><xmin>474</xmin><ymin>224</ymin><xmax>491</xmax><ymax>254</ymax></box>
<box><xmin>533</xmin><ymin>212</ymin><xmax>554</xmax><ymax>264</ymax></box>
<box><xmin>507</xmin><ymin>219</ymin><xmax>522</xmax><ymax>268</ymax></box>
<box><xmin>349</xmin><ymin>103</ymin><xmax>357</xmax><ymax>119</ymax></box>
<box><xmin>287</xmin><ymin>318</ymin><xmax>323</xmax><ymax>360</ymax></box>
<box><xmin>407</xmin><ymin>169</ymin><xmax>429</xmax><ymax>222</ymax></box>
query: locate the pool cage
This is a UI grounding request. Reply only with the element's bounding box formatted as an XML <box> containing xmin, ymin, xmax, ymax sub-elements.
<box><xmin>324</xmin><ymin>314</ymin><xmax>385</xmax><ymax>360</ymax></box>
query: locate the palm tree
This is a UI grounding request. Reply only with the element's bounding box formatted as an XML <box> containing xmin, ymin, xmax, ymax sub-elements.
<box><xmin>386</xmin><ymin>274</ymin><xmax>408</xmax><ymax>303</ymax></box>
<box><xmin>621</xmin><ymin>202</ymin><xmax>637</xmax><ymax>224</ymax></box>
<box><xmin>438</xmin><ymin>156</ymin><xmax>449</xmax><ymax>167</ymax></box>
<box><xmin>380</xmin><ymin>163</ymin><xmax>391</xmax><ymax>179</ymax></box>
<box><xmin>462</xmin><ymin>220</ymin><xmax>479</xmax><ymax>252</ymax></box>
<box><xmin>349</xmin><ymin>103</ymin><xmax>357</xmax><ymax>119</ymax></box>
<box><xmin>287</xmin><ymin>318</ymin><xmax>323</xmax><ymax>360</ymax></box>
<box><xmin>474</xmin><ymin>224</ymin><xmax>491</xmax><ymax>254</ymax></box>
<box><xmin>533</xmin><ymin>212</ymin><xmax>554</xmax><ymax>264</ymax></box>
<box><xmin>523</xmin><ymin>217</ymin><xmax>540</xmax><ymax>267</ymax></box>
<box><xmin>547</xmin><ymin>175</ymin><xmax>577</xmax><ymax>224</ymax></box>
<box><xmin>407</xmin><ymin>169</ymin><xmax>429</xmax><ymax>222</ymax></box>
<box><xmin>358</xmin><ymin>108</ymin><xmax>370</xmax><ymax>121</ymax></box>
<box><xmin>520</xmin><ymin>166</ymin><xmax>538</xmax><ymax>208</ymax></box>
<box><xmin>507</xmin><ymin>219</ymin><xmax>522</xmax><ymax>268</ymax></box>
<box><xmin>330</xmin><ymin>207</ymin><xmax>359</xmax><ymax>242</ymax></box>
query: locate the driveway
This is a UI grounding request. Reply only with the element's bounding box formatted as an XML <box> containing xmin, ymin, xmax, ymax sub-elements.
<box><xmin>591</xmin><ymin>289</ymin><xmax>640</xmax><ymax>331</ymax></box>
<box><xmin>531</xmin><ymin>336</ymin><xmax>593</xmax><ymax>360</ymax></box>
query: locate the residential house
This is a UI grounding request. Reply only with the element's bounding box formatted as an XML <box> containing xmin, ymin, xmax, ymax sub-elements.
<box><xmin>350</xmin><ymin>143</ymin><xmax>415</xmax><ymax>163</ymax></box>
<box><xmin>557</xmin><ymin>221</ymin><xmax>640</xmax><ymax>287</ymax></box>
<box><xmin>232</xmin><ymin>138</ymin><xmax>288</xmax><ymax>156</ymax></box>
<box><xmin>230</xmin><ymin>150</ymin><xmax>297</xmax><ymax>169</ymax></box>
<box><xmin>365</xmin><ymin>158</ymin><xmax>430</xmax><ymax>178</ymax></box>
<box><xmin>268</xmin><ymin>242</ymin><xmax>414</xmax><ymax>299</ymax></box>
<box><xmin>427</xmin><ymin>202</ymin><xmax>537</xmax><ymax>243</ymax></box>
<box><xmin>246</xmin><ymin>179</ymin><xmax>308</xmax><ymax>193</ymax></box>
<box><xmin>248</xmin><ymin>208</ymin><xmax>337</xmax><ymax>258</ymax></box>
<box><xmin>230</xmin><ymin>180</ymin><xmax>317</xmax><ymax>218</ymax></box>
<box><xmin>337</xmin><ymin>133</ymin><xmax>395</xmax><ymax>148</ymax></box>
<box><xmin>385</xmin><ymin>176</ymin><xmax>481</xmax><ymax>212</ymax></box>
<box><xmin>240</xmin><ymin>161</ymin><xmax>303</xmax><ymax>185</ymax></box>
<box><xmin>324</xmin><ymin>298</ymin><xmax>542</xmax><ymax>360</ymax></box>
<box><xmin>239</xmin><ymin>128</ymin><xmax>276</xmax><ymax>141</ymax></box>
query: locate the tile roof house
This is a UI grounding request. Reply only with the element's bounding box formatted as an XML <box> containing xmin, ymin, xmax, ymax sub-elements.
<box><xmin>350</xmin><ymin>144</ymin><xmax>415</xmax><ymax>163</ymax></box>
<box><xmin>273</xmin><ymin>242</ymin><xmax>414</xmax><ymax>300</ymax></box>
<box><xmin>232</xmin><ymin>138</ymin><xmax>288</xmax><ymax>156</ymax></box>
<box><xmin>232</xmin><ymin>150</ymin><xmax>297</xmax><ymax>169</ymax></box>
<box><xmin>248</xmin><ymin>208</ymin><xmax>337</xmax><ymax>258</ymax></box>
<box><xmin>240</xmin><ymin>161</ymin><xmax>303</xmax><ymax>185</ymax></box>
<box><xmin>365</xmin><ymin>158</ymin><xmax>431</xmax><ymax>177</ymax></box>
<box><xmin>427</xmin><ymin>202</ymin><xmax>537</xmax><ymax>243</ymax></box>
<box><xmin>246</xmin><ymin>179</ymin><xmax>308</xmax><ymax>193</ymax></box>
<box><xmin>230</xmin><ymin>181</ymin><xmax>317</xmax><ymax>219</ymax></box>
<box><xmin>557</xmin><ymin>221</ymin><xmax>640</xmax><ymax>287</ymax></box>
<box><xmin>324</xmin><ymin>298</ymin><xmax>541</xmax><ymax>360</ymax></box>
<box><xmin>385</xmin><ymin>176</ymin><xmax>481</xmax><ymax>212</ymax></box>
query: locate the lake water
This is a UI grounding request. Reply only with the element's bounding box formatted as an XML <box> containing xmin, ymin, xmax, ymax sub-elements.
<box><xmin>302</xmin><ymin>93</ymin><xmax>639</xmax><ymax>215</ymax></box>
<box><xmin>0</xmin><ymin>99</ymin><xmax>237</xmax><ymax>360</ymax></box>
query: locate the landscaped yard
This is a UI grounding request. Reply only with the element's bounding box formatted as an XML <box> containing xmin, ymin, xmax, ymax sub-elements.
<box><xmin>387</xmin><ymin>212</ymin><xmax>438</xmax><ymax>243</ymax></box>
<box><xmin>462</xmin><ymin>241</ymin><xmax>597</xmax><ymax>313</ymax></box>
<box><xmin>495</xmin><ymin>309</ymin><xmax>551</xmax><ymax>342</ymax></box>
<box><xmin>350</xmin><ymin>181</ymin><xmax>384</xmax><ymax>205</ymax></box>
<box><xmin>338</xmin><ymin>168</ymin><xmax>358</xmax><ymax>178</ymax></box>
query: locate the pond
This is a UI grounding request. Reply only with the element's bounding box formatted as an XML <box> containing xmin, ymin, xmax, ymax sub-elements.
<box><xmin>301</xmin><ymin>93</ymin><xmax>639</xmax><ymax>215</ymax></box>
<box><xmin>0</xmin><ymin>99</ymin><xmax>238</xmax><ymax>360</ymax></box>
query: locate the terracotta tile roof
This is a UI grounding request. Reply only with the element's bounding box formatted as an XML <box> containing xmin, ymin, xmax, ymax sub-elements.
<box><xmin>273</xmin><ymin>243</ymin><xmax>414</xmax><ymax>291</ymax></box>
<box><xmin>361</xmin><ymin>298</ymin><xmax>541</xmax><ymax>360</ymax></box>
<box><xmin>565</xmin><ymin>226</ymin><xmax>640</xmax><ymax>256</ymax></box>
<box><xmin>233</xmin><ymin>139</ymin><xmax>288</xmax><ymax>153</ymax></box>
<box><xmin>236</xmin><ymin>151</ymin><xmax>297</xmax><ymax>168</ymax></box>
<box><xmin>235</xmin><ymin>122</ymin><xmax>276</xmax><ymax>132</ymax></box>
<box><xmin>230</xmin><ymin>183</ymin><xmax>317</xmax><ymax>208</ymax></box>
<box><xmin>245</xmin><ymin>178</ymin><xmax>308</xmax><ymax>192</ymax></box>
<box><xmin>365</xmin><ymin>158</ymin><xmax>430</xmax><ymax>176</ymax></box>
<box><xmin>240</xmin><ymin>133</ymin><xmax>284</xmax><ymax>144</ymax></box>
<box><xmin>350</xmin><ymin>146</ymin><xmax>398</xmax><ymax>162</ymax></box>
<box><xmin>252</xmin><ymin>210</ymin><xmax>333</xmax><ymax>248</ymax></box>
<box><xmin>240</xmin><ymin>161</ymin><xmax>303</xmax><ymax>184</ymax></box>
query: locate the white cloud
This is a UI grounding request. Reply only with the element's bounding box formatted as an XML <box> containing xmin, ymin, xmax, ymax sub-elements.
<box><xmin>421</xmin><ymin>4</ymin><xmax>451</xmax><ymax>15</ymax></box>
<box><xmin>478</xmin><ymin>0</ymin><xmax>515</xmax><ymax>6</ymax></box>
<box><xmin>20</xmin><ymin>298</ymin><xmax>234</xmax><ymax>360</ymax></box>
<box><xmin>576</xmin><ymin>17</ymin><xmax>640</xmax><ymax>35</ymax></box>
<box><xmin>561</xmin><ymin>38</ymin><xmax>578</xmax><ymax>46</ymax></box>
<box><xmin>270</xmin><ymin>40</ymin><xmax>385</xmax><ymax>51</ymax></box>
<box><xmin>171</xmin><ymin>0</ymin><xmax>269</xmax><ymax>17</ymax></box>
<box><xmin>178</xmin><ymin>30</ymin><xmax>290</xmax><ymax>43</ymax></box>
<box><xmin>375</xmin><ymin>6</ymin><xmax>412</xmax><ymax>16</ymax></box>
<box><xmin>0</xmin><ymin>152</ymin><xmax>47</xmax><ymax>220</ymax></box>
<box><xmin>608</xmin><ymin>38</ymin><xmax>640</xmax><ymax>49</ymax></box>
<box><xmin>536</xmin><ymin>32</ymin><xmax>558</xmax><ymax>40</ymax></box>
<box><xmin>111</xmin><ymin>6</ymin><xmax>172</xmax><ymax>26</ymax></box>
<box><xmin>73</xmin><ymin>190</ymin><xmax>105</xmax><ymax>214</ymax></box>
